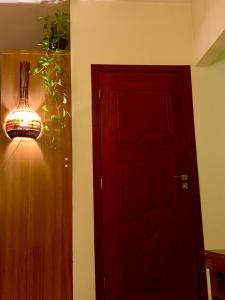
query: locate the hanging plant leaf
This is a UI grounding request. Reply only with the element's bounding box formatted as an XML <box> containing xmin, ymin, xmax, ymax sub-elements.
<box><xmin>51</xmin><ymin>114</ymin><xmax>61</xmax><ymax>122</ymax></box>
<box><xmin>42</xmin><ymin>104</ymin><xmax>49</xmax><ymax>112</ymax></box>
<box><xmin>43</xmin><ymin>125</ymin><xmax>50</xmax><ymax>132</ymax></box>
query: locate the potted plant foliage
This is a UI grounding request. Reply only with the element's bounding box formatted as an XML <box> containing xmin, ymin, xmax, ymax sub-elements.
<box><xmin>33</xmin><ymin>10</ymin><xmax>70</xmax><ymax>145</ymax></box>
<box><xmin>39</xmin><ymin>10</ymin><xmax>70</xmax><ymax>50</ymax></box>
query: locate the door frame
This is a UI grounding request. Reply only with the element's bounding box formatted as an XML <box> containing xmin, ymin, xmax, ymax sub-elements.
<box><xmin>91</xmin><ymin>64</ymin><xmax>208</xmax><ymax>300</ymax></box>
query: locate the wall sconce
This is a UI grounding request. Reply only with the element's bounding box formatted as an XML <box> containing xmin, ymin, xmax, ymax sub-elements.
<box><xmin>5</xmin><ymin>61</ymin><xmax>43</xmax><ymax>140</ymax></box>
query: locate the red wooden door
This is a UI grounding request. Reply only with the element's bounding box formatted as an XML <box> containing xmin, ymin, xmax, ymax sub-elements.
<box><xmin>92</xmin><ymin>65</ymin><xmax>208</xmax><ymax>300</ymax></box>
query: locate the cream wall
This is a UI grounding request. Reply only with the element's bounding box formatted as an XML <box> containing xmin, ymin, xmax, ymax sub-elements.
<box><xmin>71</xmin><ymin>2</ymin><xmax>194</xmax><ymax>299</ymax></box>
<box><xmin>191</xmin><ymin>61</ymin><xmax>225</xmax><ymax>300</ymax></box>
<box><xmin>192</xmin><ymin>61</ymin><xmax>225</xmax><ymax>249</ymax></box>
<box><xmin>0</xmin><ymin>2</ymin><xmax>69</xmax><ymax>50</ymax></box>
<box><xmin>192</xmin><ymin>0</ymin><xmax>225</xmax><ymax>63</ymax></box>
<box><xmin>71</xmin><ymin>1</ymin><xmax>225</xmax><ymax>299</ymax></box>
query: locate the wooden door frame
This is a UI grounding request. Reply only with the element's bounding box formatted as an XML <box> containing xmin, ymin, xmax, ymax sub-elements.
<box><xmin>91</xmin><ymin>64</ymin><xmax>208</xmax><ymax>300</ymax></box>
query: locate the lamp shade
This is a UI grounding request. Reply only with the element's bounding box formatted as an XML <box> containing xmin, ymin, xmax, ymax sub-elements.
<box><xmin>5</xmin><ymin>61</ymin><xmax>42</xmax><ymax>140</ymax></box>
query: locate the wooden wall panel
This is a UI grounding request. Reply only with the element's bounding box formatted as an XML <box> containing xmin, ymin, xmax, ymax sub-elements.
<box><xmin>0</xmin><ymin>51</ymin><xmax>72</xmax><ymax>300</ymax></box>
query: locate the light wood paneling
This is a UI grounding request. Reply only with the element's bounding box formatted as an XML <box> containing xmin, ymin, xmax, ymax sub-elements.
<box><xmin>0</xmin><ymin>51</ymin><xmax>72</xmax><ymax>300</ymax></box>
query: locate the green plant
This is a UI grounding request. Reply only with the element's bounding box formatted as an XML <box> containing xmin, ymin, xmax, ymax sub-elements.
<box><xmin>39</xmin><ymin>10</ymin><xmax>70</xmax><ymax>50</ymax></box>
<box><xmin>33</xmin><ymin>54</ymin><xmax>70</xmax><ymax>131</ymax></box>
<box><xmin>33</xmin><ymin>10</ymin><xmax>71</xmax><ymax>144</ymax></box>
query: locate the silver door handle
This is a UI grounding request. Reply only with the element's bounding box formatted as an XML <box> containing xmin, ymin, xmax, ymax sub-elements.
<box><xmin>174</xmin><ymin>174</ymin><xmax>188</xmax><ymax>181</ymax></box>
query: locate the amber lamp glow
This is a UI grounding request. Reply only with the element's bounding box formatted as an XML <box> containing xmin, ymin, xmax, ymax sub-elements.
<box><xmin>5</xmin><ymin>61</ymin><xmax>42</xmax><ymax>140</ymax></box>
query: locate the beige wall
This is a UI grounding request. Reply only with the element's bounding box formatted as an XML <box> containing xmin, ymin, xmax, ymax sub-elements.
<box><xmin>192</xmin><ymin>61</ymin><xmax>225</xmax><ymax>249</ymax></box>
<box><xmin>0</xmin><ymin>2</ymin><xmax>69</xmax><ymax>50</ymax></box>
<box><xmin>71</xmin><ymin>2</ymin><xmax>194</xmax><ymax>299</ymax></box>
<box><xmin>191</xmin><ymin>61</ymin><xmax>225</xmax><ymax>300</ymax></box>
<box><xmin>192</xmin><ymin>0</ymin><xmax>225</xmax><ymax>63</ymax></box>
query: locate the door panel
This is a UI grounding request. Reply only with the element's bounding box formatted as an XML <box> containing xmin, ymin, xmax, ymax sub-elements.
<box><xmin>92</xmin><ymin>65</ymin><xmax>207</xmax><ymax>300</ymax></box>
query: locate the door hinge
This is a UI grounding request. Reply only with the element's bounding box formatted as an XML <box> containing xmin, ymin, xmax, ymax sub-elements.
<box><xmin>103</xmin><ymin>276</ymin><xmax>106</xmax><ymax>290</ymax></box>
<box><xmin>98</xmin><ymin>88</ymin><xmax>101</xmax><ymax>99</ymax></box>
<box><xmin>100</xmin><ymin>178</ymin><xmax>103</xmax><ymax>190</ymax></box>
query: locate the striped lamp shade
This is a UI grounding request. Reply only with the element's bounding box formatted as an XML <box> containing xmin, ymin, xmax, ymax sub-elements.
<box><xmin>5</xmin><ymin>61</ymin><xmax>42</xmax><ymax>140</ymax></box>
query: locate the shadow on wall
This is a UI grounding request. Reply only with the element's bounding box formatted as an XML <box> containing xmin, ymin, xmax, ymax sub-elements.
<box><xmin>0</xmin><ymin>1</ymin><xmax>69</xmax><ymax>51</ymax></box>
